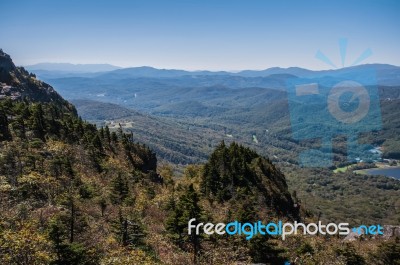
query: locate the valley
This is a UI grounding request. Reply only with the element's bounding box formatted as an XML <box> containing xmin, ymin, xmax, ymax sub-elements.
<box><xmin>2</xmin><ymin>1</ymin><xmax>399</xmax><ymax>263</ymax></box>
<box><xmin>0</xmin><ymin>49</ymin><xmax>399</xmax><ymax>265</ymax></box>
<box><xmin>41</xmin><ymin>66</ymin><xmax>400</xmax><ymax>167</ymax></box>
<box><xmin>31</xmin><ymin>63</ymin><xmax>400</xmax><ymax>226</ymax></box>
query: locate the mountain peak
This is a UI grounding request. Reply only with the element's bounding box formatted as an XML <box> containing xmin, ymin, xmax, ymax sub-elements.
<box><xmin>0</xmin><ymin>49</ymin><xmax>17</xmax><ymax>82</ymax></box>
<box><xmin>0</xmin><ymin>49</ymin><xmax>75</xmax><ymax>111</ymax></box>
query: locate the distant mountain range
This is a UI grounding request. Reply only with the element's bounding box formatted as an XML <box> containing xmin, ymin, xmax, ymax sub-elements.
<box><xmin>26</xmin><ymin>62</ymin><xmax>399</xmax><ymax>76</ymax></box>
<box><xmin>27</xmin><ymin>63</ymin><xmax>400</xmax><ymax>87</ymax></box>
<box><xmin>94</xmin><ymin>63</ymin><xmax>400</xmax><ymax>86</ymax></box>
<box><xmin>25</xmin><ymin>62</ymin><xmax>121</xmax><ymax>73</ymax></box>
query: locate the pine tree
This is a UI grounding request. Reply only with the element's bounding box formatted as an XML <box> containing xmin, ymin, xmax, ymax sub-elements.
<box><xmin>166</xmin><ymin>184</ymin><xmax>202</xmax><ymax>263</ymax></box>
<box><xmin>99</xmin><ymin>127</ymin><xmax>104</xmax><ymax>139</ymax></box>
<box><xmin>110</xmin><ymin>173</ymin><xmax>129</xmax><ymax>205</ymax></box>
<box><xmin>48</xmin><ymin>215</ymin><xmax>95</xmax><ymax>265</ymax></box>
<box><xmin>111</xmin><ymin>131</ymin><xmax>118</xmax><ymax>143</ymax></box>
<box><xmin>248</xmin><ymin>235</ymin><xmax>287</xmax><ymax>264</ymax></box>
<box><xmin>30</xmin><ymin>104</ymin><xmax>46</xmax><ymax>140</ymax></box>
<box><xmin>0</xmin><ymin>105</ymin><xmax>12</xmax><ymax>141</ymax></box>
<box><xmin>91</xmin><ymin>134</ymin><xmax>103</xmax><ymax>153</ymax></box>
<box><xmin>104</xmin><ymin>125</ymin><xmax>111</xmax><ymax>144</ymax></box>
<box><xmin>372</xmin><ymin>238</ymin><xmax>400</xmax><ymax>265</ymax></box>
<box><xmin>112</xmin><ymin>209</ymin><xmax>146</xmax><ymax>247</ymax></box>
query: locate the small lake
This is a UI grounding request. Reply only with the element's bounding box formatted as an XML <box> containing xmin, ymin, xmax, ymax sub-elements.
<box><xmin>364</xmin><ymin>167</ymin><xmax>400</xmax><ymax>180</ymax></box>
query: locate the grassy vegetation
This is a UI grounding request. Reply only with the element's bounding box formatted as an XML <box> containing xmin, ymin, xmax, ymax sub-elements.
<box><xmin>283</xmin><ymin>165</ymin><xmax>400</xmax><ymax>225</ymax></box>
<box><xmin>333</xmin><ymin>165</ymin><xmax>351</xmax><ymax>173</ymax></box>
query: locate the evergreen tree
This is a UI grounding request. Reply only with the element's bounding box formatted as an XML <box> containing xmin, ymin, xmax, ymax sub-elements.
<box><xmin>335</xmin><ymin>243</ymin><xmax>366</xmax><ymax>265</ymax></box>
<box><xmin>48</xmin><ymin>216</ymin><xmax>97</xmax><ymax>265</ymax></box>
<box><xmin>112</xmin><ymin>209</ymin><xmax>146</xmax><ymax>247</ymax></box>
<box><xmin>200</xmin><ymin>141</ymin><xmax>296</xmax><ymax>217</ymax></box>
<box><xmin>111</xmin><ymin>131</ymin><xmax>118</xmax><ymax>143</ymax></box>
<box><xmin>166</xmin><ymin>184</ymin><xmax>202</xmax><ymax>263</ymax></box>
<box><xmin>0</xmin><ymin>106</ymin><xmax>12</xmax><ymax>141</ymax></box>
<box><xmin>110</xmin><ymin>173</ymin><xmax>129</xmax><ymax>205</ymax></box>
<box><xmin>99</xmin><ymin>127</ymin><xmax>104</xmax><ymax>139</ymax></box>
<box><xmin>104</xmin><ymin>125</ymin><xmax>111</xmax><ymax>144</ymax></box>
<box><xmin>371</xmin><ymin>239</ymin><xmax>400</xmax><ymax>265</ymax></box>
<box><xmin>91</xmin><ymin>134</ymin><xmax>103</xmax><ymax>153</ymax></box>
<box><xmin>248</xmin><ymin>235</ymin><xmax>287</xmax><ymax>264</ymax></box>
<box><xmin>30</xmin><ymin>104</ymin><xmax>46</xmax><ymax>140</ymax></box>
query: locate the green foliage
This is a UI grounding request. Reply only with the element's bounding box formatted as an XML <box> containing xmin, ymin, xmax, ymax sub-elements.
<box><xmin>247</xmin><ymin>235</ymin><xmax>287</xmax><ymax>264</ymax></box>
<box><xmin>29</xmin><ymin>138</ymin><xmax>44</xmax><ymax>148</ymax></box>
<box><xmin>335</xmin><ymin>243</ymin><xmax>366</xmax><ymax>265</ymax></box>
<box><xmin>166</xmin><ymin>184</ymin><xmax>202</xmax><ymax>260</ymax></box>
<box><xmin>0</xmin><ymin>98</ymin><xmax>159</xmax><ymax>264</ymax></box>
<box><xmin>12</xmin><ymin>52</ymin><xmax>386</xmax><ymax>264</ymax></box>
<box><xmin>0</xmin><ymin>222</ymin><xmax>53</xmax><ymax>265</ymax></box>
<box><xmin>285</xmin><ymin>165</ymin><xmax>400</xmax><ymax>224</ymax></box>
<box><xmin>371</xmin><ymin>238</ymin><xmax>400</xmax><ymax>265</ymax></box>
<box><xmin>0</xmin><ymin>105</ymin><xmax>12</xmax><ymax>141</ymax></box>
<box><xmin>110</xmin><ymin>173</ymin><xmax>130</xmax><ymax>205</ymax></box>
<box><xmin>112</xmin><ymin>209</ymin><xmax>146</xmax><ymax>248</ymax></box>
<box><xmin>0</xmin><ymin>74</ymin><xmax>399</xmax><ymax>264</ymax></box>
<box><xmin>296</xmin><ymin>242</ymin><xmax>314</xmax><ymax>255</ymax></box>
<box><xmin>48</xmin><ymin>217</ymin><xmax>98</xmax><ymax>265</ymax></box>
<box><xmin>201</xmin><ymin>141</ymin><xmax>296</xmax><ymax>217</ymax></box>
<box><xmin>70</xmin><ymin>87</ymin><xmax>400</xmax><ymax>226</ymax></box>
<box><xmin>30</xmin><ymin>103</ymin><xmax>46</xmax><ymax>140</ymax></box>
<box><xmin>50</xmin><ymin>242</ymin><xmax>98</xmax><ymax>265</ymax></box>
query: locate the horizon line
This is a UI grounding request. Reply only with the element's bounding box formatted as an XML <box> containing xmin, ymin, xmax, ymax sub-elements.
<box><xmin>22</xmin><ymin>62</ymin><xmax>400</xmax><ymax>73</ymax></box>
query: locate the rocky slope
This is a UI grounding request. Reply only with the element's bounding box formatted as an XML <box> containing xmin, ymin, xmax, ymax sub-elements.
<box><xmin>0</xmin><ymin>49</ymin><xmax>74</xmax><ymax>111</ymax></box>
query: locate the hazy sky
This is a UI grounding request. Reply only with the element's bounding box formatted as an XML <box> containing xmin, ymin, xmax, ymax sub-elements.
<box><xmin>1</xmin><ymin>0</ymin><xmax>399</xmax><ymax>70</ymax></box>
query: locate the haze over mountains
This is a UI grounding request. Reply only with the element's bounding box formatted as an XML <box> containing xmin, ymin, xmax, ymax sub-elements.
<box><xmin>23</xmin><ymin>59</ymin><xmax>400</xmax><ymax>168</ymax></box>
<box><xmin>2</xmin><ymin>49</ymin><xmax>400</xmax><ymax>241</ymax></box>
<box><xmin>30</xmin><ymin>62</ymin><xmax>400</xmax><ymax>115</ymax></box>
<box><xmin>26</xmin><ymin>62</ymin><xmax>121</xmax><ymax>73</ymax></box>
<box><xmin>27</xmin><ymin>62</ymin><xmax>400</xmax><ymax>81</ymax></box>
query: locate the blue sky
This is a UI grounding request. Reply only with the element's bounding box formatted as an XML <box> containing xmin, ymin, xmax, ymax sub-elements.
<box><xmin>0</xmin><ymin>0</ymin><xmax>399</xmax><ymax>70</ymax></box>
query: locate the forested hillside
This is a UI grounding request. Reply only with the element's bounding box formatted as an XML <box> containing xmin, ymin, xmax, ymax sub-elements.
<box><xmin>0</xmin><ymin>97</ymin><xmax>301</xmax><ymax>264</ymax></box>
<box><xmin>1</xmin><ymin>50</ymin><xmax>399</xmax><ymax>264</ymax></box>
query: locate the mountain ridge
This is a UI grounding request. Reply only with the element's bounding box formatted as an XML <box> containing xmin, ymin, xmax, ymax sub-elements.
<box><xmin>27</xmin><ymin>62</ymin><xmax>400</xmax><ymax>78</ymax></box>
<box><xmin>0</xmin><ymin>49</ymin><xmax>75</xmax><ymax>111</ymax></box>
<box><xmin>25</xmin><ymin>62</ymin><xmax>121</xmax><ymax>73</ymax></box>
<box><xmin>0</xmin><ymin>50</ymin><xmax>317</xmax><ymax>264</ymax></box>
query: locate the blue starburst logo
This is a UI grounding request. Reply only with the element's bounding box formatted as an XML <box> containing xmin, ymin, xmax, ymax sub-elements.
<box><xmin>285</xmin><ymin>39</ymin><xmax>382</xmax><ymax>167</ymax></box>
<box><xmin>316</xmin><ymin>38</ymin><xmax>373</xmax><ymax>68</ymax></box>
